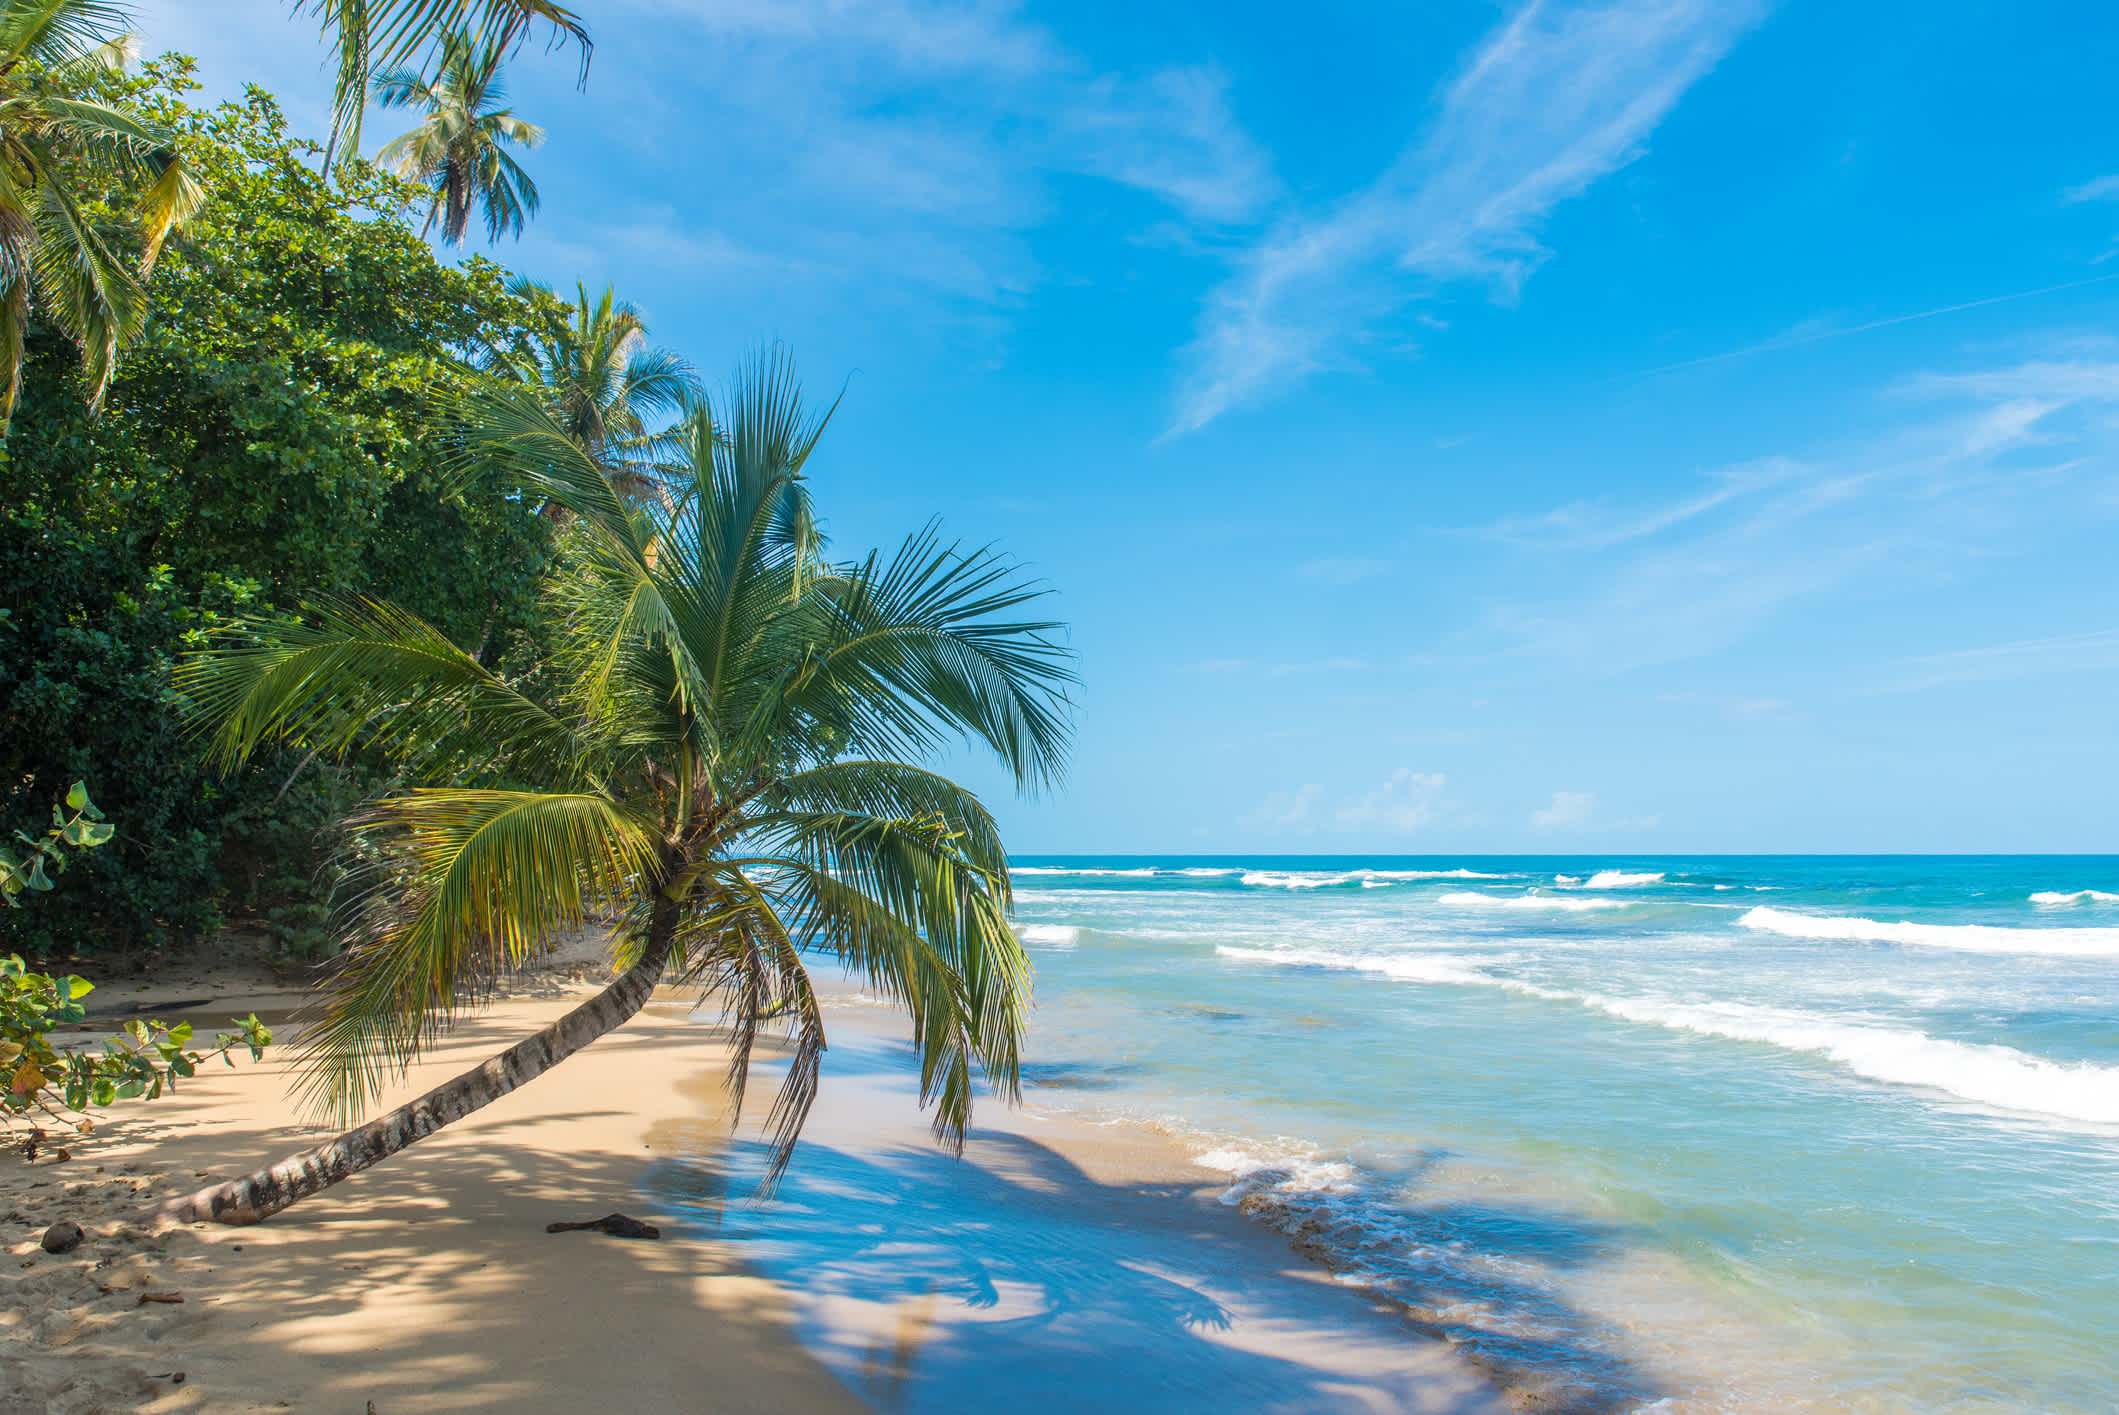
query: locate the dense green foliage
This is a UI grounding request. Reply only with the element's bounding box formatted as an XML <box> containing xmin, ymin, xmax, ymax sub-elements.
<box><xmin>0</xmin><ymin>61</ymin><xmax>557</xmax><ymax>959</ymax></box>
<box><xmin>0</xmin><ymin>0</ymin><xmax>208</xmax><ymax>426</ymax></box>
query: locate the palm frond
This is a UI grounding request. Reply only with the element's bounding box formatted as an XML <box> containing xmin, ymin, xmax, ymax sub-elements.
<box><xmin>133</xmin><ymin>149</ymin><xmax>206</xmax><ymax>274</ymax></box>
<box><xmin>800</xmin><ymin>525</ymin><xmax>1075</xmax><ymax>791</ymax></box>
<box><xmin>758</xmin><ymin>811</ymin><xmax>1031</xmax><ymax>1148</ymax></box>
<box><xmin>0</xmin><ymin>0</ymin><xmax>130</xmax><ymax>70</ymax></box>
<box><xmin>29</xmin><ymin>171</ymin><xmax>146</xmax><ymax>412</ymax></box>
<box><xmin>306</xmin><ymin>0</ymin><xmax>589</xmax><ymax>164</ymax></box>
<box><xmin>299</xmin><ymin>788</ymin><xmax>660</xmax><ymax>1120</ymax></box>
<box><xmin>176</xmin><ymin>596</ymin><xmax>590</xmax><ymax>786</ymax></box>
<box><xmin>669</xmin><ymin>867</ymin><xmax>827</xmax><ymax>1187</ymax></box>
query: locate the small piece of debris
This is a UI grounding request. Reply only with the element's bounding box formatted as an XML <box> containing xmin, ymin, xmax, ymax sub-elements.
<box><xmin>138</xmin><ymin>1291</ymin><xmax>184</xmax><ymax>1305</ymax></box>
<box><xmin>545</xmin><ymin>1212</ymin><xmax>661</xmax><ymax>1240</ymax></box>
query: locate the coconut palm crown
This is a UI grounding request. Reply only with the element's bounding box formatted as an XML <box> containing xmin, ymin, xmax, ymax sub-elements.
<box><xmin>483</xmin><ymin>277</ymin><xmax>700</xmax><ymax>501</ymax></box>
<box><xmin>303</xmin><ymin>0</ymin><xmax>586</xmax><ymax>166</ymax></box>
<box><xmin>0</xmin><ymin>0</ymin><xmax>208</xmax><ymax>427</ymax></box>
<box><xmin>165</xmin><ymin>355</ymin><xmax>1072</xmax><ymax>1224</ymax></box>
<box><xmin>374</xmin><ymin>27</ymin><xmax>543</xmax><ymax>246</ymax></box>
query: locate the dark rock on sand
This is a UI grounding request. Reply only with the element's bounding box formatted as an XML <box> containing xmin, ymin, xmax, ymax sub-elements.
<box><xmin>39</xmin><ymin>1221</ymin><xmax>84</xmax><ymax>1254</ymax></box>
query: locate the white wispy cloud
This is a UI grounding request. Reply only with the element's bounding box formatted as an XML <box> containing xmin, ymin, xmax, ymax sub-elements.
<box><xmin>2065</xmin><ymin>174</ymin><xmax>2119</xmax><ymax>204</ymax></box>
<box><xmin>1480</xmin><ymin>350</ymin><xmax>2119</xmax><ymax>671</ymax></box>
<box><xmin>620</xmin><ymin>0</ymin><xmax>1277</xmax><ymax>305</ymax></box>
<box><xmin>1336</xmin><ymin>769</ymin><xmax>1450</xmax><ymax>831</ymax></box>
<box><xmin>1531</xmin><ymin>790</ymin><xmax>1595</xmax><ymax>829</ymax></box>
<box><xmin>1244</xmin><ymin>770</ymin><xmax>1452</xmax><ymax>834</ymax></box>
<box><xmin>1171</xmin><ymin>0</ymin><xmax>1766</xmax><ymax>433</ymax></box>
<box><xmin>1874</xmin><ymin>629</ymin><xmax>2119</xmax><ymax>693</ymax></box>
<box><xmin>1480</xmin><ymin>458</ymin><xmax>1803</xmax><ymax>550</ymax></box>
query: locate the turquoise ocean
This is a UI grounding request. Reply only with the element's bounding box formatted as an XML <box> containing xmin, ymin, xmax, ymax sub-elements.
<box><xmin>677</xmin><ymin>856</ymin><xmax>2119</xmax><ymax>1413</ymax></box>
<box><xmin>995</xmin><ymin>856</ymin><xmax>2119</xmax><ymax>1412</ymax></box>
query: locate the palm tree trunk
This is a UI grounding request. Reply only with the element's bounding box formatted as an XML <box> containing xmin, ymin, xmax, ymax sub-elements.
<box><xmin>160</xmin><ymin>917</ymin><xmax>678</xmax><ymax>1227</ymax></box>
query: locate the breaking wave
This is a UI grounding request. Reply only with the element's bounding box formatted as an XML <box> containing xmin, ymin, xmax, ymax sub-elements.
<box><xmin>1215</xmin><ymin>945</ymin><xmax>2119</xmax><ymax>1126</ymax></box>
<box><xmin>1739</xmin><ymin>906</ymin><xmax>2119</xmax><ymax>957</ymax></box>
<box><xmin>1582</xmin><ymin>870</ymin><xmax>1665</xmax><ymax>889</ymax></box>
<box><xmin>1437</xmin><ymin>890</ymin><xmax>1631</xmax><ymax>912</ymax></box>
<box><xmin>2031</xmin><ymin>890</ymin><xmax>2119</xmax><ymax>905</ymax></box>
<box><xmin>1241</xmin><ymin>868</ymin><xmax>1508</xmax><ymax>889</ymax></box>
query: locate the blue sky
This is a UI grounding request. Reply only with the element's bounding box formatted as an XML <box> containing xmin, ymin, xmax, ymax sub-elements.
<box><xmin>148</xmin><ymin>0</ymin><xmax>2119</xmax><ymax>853</ymax></box>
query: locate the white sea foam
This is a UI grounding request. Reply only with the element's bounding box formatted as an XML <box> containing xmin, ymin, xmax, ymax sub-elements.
<box><xmin>1217</xmin><ymin>944</ymin><xmax>1484</xmax><ymax>986</ymax></box>
<box><xmin>2031</xmin><ymin>889</ymin><xmax>2119</xmax><ymax>905</ymax></box>
<box><xmin>1739</xmin><ymin>906</ymin><xmax>2119</xmax><ymax>957</ymax></box>
<box><xmin>1437</xmin><ymin>890</ymin><xmax>1630</xmax><ymax>912</ymax></box>
<box><xmin>1193</xmin><ymin>1142</ymin><xmax>1363</xmax><ymax>1195</ymax></box>
<box><xmin>1241</xmin><ymin>868</ymin><xmax>1505</xmax><ymax>889</ymax></box>
<box><xmin>1583</xmin><ymin>870</ymin><xmax>1665</xmax><ymax>889</ymax></box>
<box><xmin>1217</xmin><ymin>944</ymin><xmax>2119</xmax><ymax>1127</ymax></box>
<box><xmin>1017</xmin><ymin>923</ymin><xmax>1082</xmax><ymax>947</ymax></box>
<box><xmin>1009</xmin><ymin>865</ymin><xmax>1158</xmax><ymax>878</ymax></box>
<box><xmin>1570</xmin><ymin>994</ymin><xmax>2119</xmax><ymax>1127</ymax></box>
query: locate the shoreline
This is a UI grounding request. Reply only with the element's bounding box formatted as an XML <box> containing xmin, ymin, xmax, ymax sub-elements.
<box><xmin>702</xmin><ymin>991</ymin><xmax>1512</xmax><ymax>1413</ymax></box>
<box><xmin>3</xmin><ymin>965</ymin><xmax>1512</xmax><ymax>1414</ymax></box>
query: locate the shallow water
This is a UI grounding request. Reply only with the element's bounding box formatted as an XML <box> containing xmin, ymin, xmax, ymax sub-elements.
<box><xmin>994</xmin><ymin>856</ymin><xmax>2119</xmax><ymax>1413</ymax></box>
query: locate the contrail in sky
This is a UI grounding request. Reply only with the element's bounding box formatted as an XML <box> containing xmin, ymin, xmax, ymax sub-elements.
<box><xmin>1615</xmin><ymin>271</ymin><xmax>2119</xmax><ymax>381</ymax></box>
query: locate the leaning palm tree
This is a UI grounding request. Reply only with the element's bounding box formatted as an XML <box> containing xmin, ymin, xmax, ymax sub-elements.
<box><xmin>0</xmin><ymin>0</ymin><xmax>207</xmax><ymax>428</ymax></box>
<box><xmin>484</xmin><ymin>277</ymin><xmax>700</xmax><ymax>501</ymax></box>
<box><xmin>162</xmin><ymin>355</ymin><xmax>1072</xmax><ymax>1225</ymax></box>
<box><xmin>374</xmin><ymin>28</ymin><xmax>543</xmax><ymax>246</ymax></box>
<box><xmin>303</xmin><ymin>0</ymin><xmax>587</xmax><ymax>167</ymax></box>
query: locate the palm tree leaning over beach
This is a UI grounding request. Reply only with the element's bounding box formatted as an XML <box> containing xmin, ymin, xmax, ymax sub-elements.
<box><xmin>374</xmin><ymin>28</ymin><xmax>544</xmax><ymax>246</ymax></box>
<box><xmin>0</xmin><ymin>0</ymin><xmax>207</xmax><ymax>429</ymax></box>
<box><xmin>484</xmin><ymin>278</ymin><xmax>701</xmax><ymax>502</ymax></box>
<box><xmin>164</xmin><ymin>354</ymin><xmax>1073</xmax><ymax>1225</ymax></box>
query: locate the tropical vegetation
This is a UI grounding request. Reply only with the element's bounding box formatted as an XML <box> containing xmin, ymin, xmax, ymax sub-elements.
<box><xmin>164</xmin><ymin>357</ymin><xmax>1073</xmax><ymax>1223</ymax></box>
<box><xmin>0</xmin><ymin>0</ymin><xmax>206</xmax><ymax>428</ymax></box>
<box><xmin>0</xmin><ymin>62</ymin><xmax>556</xmax><ymax>958</ymax></box>
<box><xmin>482</xmin><ymin>278</ymin><xmax>700</xmax><ymax>501</ymax></box>
<box><xmin>302</xmin><ymin>0</ymin><xmax>589</xmax><ymax>162</ymax></box>
<box><xmin>375</xmin><ymin>27</ymin><xmax>544</xmax><ymax>245</ymax></box>
<box><xmin>3</xmin><ymin>785</ymin><xmax>271</xmax><ymax>1143</ymax></box>
<box><xmin>0</xmin><ymin>0</ymin><xmax>1070</xmax><ymax>1230</ymax></box>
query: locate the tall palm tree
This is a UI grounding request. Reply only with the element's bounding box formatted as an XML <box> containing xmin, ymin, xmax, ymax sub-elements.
<box><xmin>374</xmin><ymin>29</ymin><xmax>543</xmax><ymax>246</ymax></box>
<box><xmin>484</xmin><ymin>277</ymin><xmax>700</xmax><ymax>501</ymax></box>
<box><xmin>302</xmin><ymin>0</ymin><xmax>587</xmax><ymax>167</ymax></box>
<box><xmin>0</xmin><ymin>0</ymin><xmax>207</xmax><ymax>429</ymax></box>
<box><xmin>163</xmin><ymin>355</ymin><xmax>1073</xmax><ymax>1225</ymax></box>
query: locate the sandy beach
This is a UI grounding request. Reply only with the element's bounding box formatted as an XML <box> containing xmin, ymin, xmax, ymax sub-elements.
<box><xmin>2</xmin><ymin>962</ymin><xmax>1508</xmax><ymax>1415</ymax></box>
